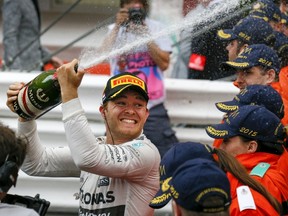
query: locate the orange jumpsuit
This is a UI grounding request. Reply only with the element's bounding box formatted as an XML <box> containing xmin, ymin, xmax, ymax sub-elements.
<box><xmin>278</xmin><ymin>66</ymin><xmax>288</xmax><ymax>126</ymax></box>
<box><xmin>227</xmin><ymin>171</ymin><xmax>280</xmax><ymax>216</ymax></box>
<box><xmin>237</xmin><ymin>153</ymin><xmax>288</xmax><ymax>213</ymax></box>
<box><xmin>278</xmin><ymin>148</ymin><xmax>288</xmax><ymax>179</ymax></box>
<box><xmin>212</xmin><ymin>154</ymin><xmax>282</xmax><ymax>215</ymax></box>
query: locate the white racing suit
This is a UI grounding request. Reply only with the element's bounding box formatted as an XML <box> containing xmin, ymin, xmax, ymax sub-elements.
<box><xmin>18</xmin><ymin>98</ymin><xmax>161</xmax><ymax>216</ymax></box>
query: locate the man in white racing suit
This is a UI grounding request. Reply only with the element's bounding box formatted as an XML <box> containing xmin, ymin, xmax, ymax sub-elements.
<box><xmin>6</xmin><ymin>59</ymin><xmax>161</xmax><ymax>216</ymax></box>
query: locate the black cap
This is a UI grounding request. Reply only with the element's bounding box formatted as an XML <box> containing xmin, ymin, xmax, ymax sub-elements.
<box><xmin>102</xmin><ymin>72</ymin><xmax>149</xmax><ymax>104</ymax></box>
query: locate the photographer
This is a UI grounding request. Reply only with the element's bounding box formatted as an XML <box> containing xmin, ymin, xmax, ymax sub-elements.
<box><xmin>101</xmin><ymin>0</ymin><xmax>178</xmax><ymax>158</ymax></box>
<box><xmin>0</xmin><ymin>122</ymin><xmax>39</xmax><ymax>216</ymax></box>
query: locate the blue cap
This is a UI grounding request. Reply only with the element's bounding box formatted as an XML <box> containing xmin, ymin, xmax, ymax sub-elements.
<box><xmin>169</xmin><ymin>158</ymin><xmax>231</xmax><ymax>212</ymax></box>
<box><xmin>250</xmin><ymin>0</ymin><xmax>282</xmax><ymax>22</ymax></box>
<box><xmin>221</xmin><ymin>44</ymin><xmax>280</xmax><ymax>73</ymax></box>
<box><xmin>149</xmin><ymin>142</ymin><xmax>214</xmax><ymax>209</ymax></box>
<box><xmin>206</xmin><ymin>105</ymin><xmax>285</xmax><ymax>144</ymax></box>
<box><xmin>274</xmin><ymin>31</ymin><xmax>288</xmax><ymax>55</ymax></box>
<box><xmin>217</xmin><ymin>16</ymin><xmax>275</xmax><ymax>45</ymax></box>
<box><xmin>215</xmin><ymin>85</ymin><xmax>284</xmax><ymax>119</ymax></box>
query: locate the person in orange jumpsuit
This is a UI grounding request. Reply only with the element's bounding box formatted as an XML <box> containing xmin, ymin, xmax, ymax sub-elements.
<box><xmin>219</xmin><ymin>44</ymin><xmax>288</xmax><ymax>125</ymax></box>
<box><xmin>274</xmin><ymin>30</ymin><xmax>288</xmax><ymax>127</ymax></box>
<box><xmin>213</xmin><ymin>44</ymin><xmax>288</xmax><ymax>153</ymax></box>
<box><xmin>213</xmin><ymin>84</ymin><xmax>284</xmax><ymax>148</ymax></box>
<box><xmin>149</xmin><ymin>141</ymin><xmax>281</xmax><ymax>215</ymax></box>
<box><xmin>168</xmin><ymin>158</ymin><xmax>231</xmax><ymax>216</ymax></box>
<box><xmin>206</xmin><ymin>105</ymin><xmax>288</xmax><ymax>214</ymax></box>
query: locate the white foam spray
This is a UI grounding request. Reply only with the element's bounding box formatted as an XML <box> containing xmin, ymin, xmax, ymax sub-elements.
<box><xmin>78</xmin><ymin>0</ymin><xmax>246</xmax><ymax>70</ymax></box>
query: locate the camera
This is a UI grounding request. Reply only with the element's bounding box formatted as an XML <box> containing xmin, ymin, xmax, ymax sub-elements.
<box><xmin>128</xmin><ymin>8</ymin><xmax>146</xmax><ymax>25</ymax></box>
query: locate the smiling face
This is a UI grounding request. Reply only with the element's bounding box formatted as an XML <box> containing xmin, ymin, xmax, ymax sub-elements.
<box><xmin>100</xmin><ymin>88</ymin><xmax>149</xmax><ymax>144</ymax></box>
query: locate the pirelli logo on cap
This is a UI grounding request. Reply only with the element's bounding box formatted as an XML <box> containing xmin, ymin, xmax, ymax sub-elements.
<box><xmin>110</xmin><ymin>74</ymin><xmax>146</xmax><ymax>91</ymax></box>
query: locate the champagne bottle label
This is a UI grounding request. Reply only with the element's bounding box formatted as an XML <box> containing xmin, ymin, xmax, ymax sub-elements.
<box><xmin>13</xmin><ymin>70</ymin><xmax>61</xmax><ymax>120</ymax></box>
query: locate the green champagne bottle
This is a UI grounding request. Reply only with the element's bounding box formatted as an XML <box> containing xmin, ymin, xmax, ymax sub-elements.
<box><xmin>13</xmin><ymin>65</ymin><xmax>78</xmax><ymax>120</ymax></box>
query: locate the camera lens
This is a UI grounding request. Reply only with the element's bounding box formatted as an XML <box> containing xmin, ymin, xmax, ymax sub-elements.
<box><xmin>128</xmin><ymin>8</ymin><xmax>145</xmax><ymax>24</ymax></box>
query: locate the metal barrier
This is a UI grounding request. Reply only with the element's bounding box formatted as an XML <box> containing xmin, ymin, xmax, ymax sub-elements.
<box><xmin>0</xmin><ymin>71</ymin><xmax>238</xmax><ymax>214</ymax></box>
